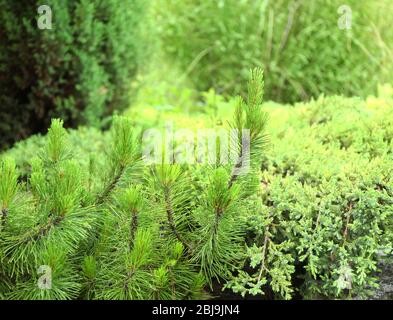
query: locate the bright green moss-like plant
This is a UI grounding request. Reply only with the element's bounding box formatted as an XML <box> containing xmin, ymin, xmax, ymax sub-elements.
<box><xmin>227</xmin><ymin>94</ymin><xmax>392</xmax><ymax>299</ymax></box>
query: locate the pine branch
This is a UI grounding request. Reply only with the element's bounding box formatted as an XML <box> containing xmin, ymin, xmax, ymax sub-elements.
<box><xmin>194</xmin><ymin>168</ymin><xmax>244</xmax><ymax>286</ymax></box>
<box><xmin>30</xmin><ymin>214</ymin><xmax>65</xmax><ymax>242</ymax></box>
<box><xmin>123</xmin><ymin>267</ymin><xmax>136</xmax><ymax>293</ymax></box>
<box><xmin>211</xmin><ymin>206</ymin><xmax>224</xmax><ymax>249</ymax></box>
<box><xmin>164</xmin><ymin>187</ymin><xmax>191</xmax><ymax>252</ymax></box>
<box><xmin>228</xmin><ymin>138</ymin><xmax>250</xmax><ymax>189</ymax></box>
<box><xmin>96</xmin><ymin>165</ymin><xmax>125</xmax><ymax>205</ymax></box>
<box><xmin>129</xmin><ymin>209</ymin><xmax>138</xmax><ymax>251</ymax></box>
<box><xmin>1</xmin><ymin>208</ymin><xmax>8</xmax><ymax>227</ymax></box>
<box><xmin>228</xmin><ymin>68</ymin><xmax>268</xmax><ymax>189</ymax></box>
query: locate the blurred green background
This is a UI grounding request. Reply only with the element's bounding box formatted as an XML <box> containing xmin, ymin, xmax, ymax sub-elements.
<box><xmin>1</xmin><ymin>0</ymin><xmax>392</xmax><ymax>149</ymax></box>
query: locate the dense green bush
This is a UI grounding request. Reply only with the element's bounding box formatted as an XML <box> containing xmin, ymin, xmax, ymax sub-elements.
<box><xmin>2</xmin><ymin>127</ymin><xmax>109</xmax><ymax>179</ymax></box>
<box><xmin>0</xmin><ymin>0</ymin><xmax>147</xmax><ymax>149</ymax></box>
<box><xmin>155</xmin><ymin>0</ymin><xmax>393</xmax><ymax>102</ymax></box>
<box><xmin>228</xmin><ymin>95</ymin><xmax>393</xmax><ymax>299</ymax></box>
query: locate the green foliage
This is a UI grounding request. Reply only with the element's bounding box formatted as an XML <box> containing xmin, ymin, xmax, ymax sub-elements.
<box><xmin>226</xmin><ymin>93</ymin><xmax>393</xmax><ymax>299</ymax></box>
<box><xmin>192</xmin><ymin>168</ymin><xmax>244</xmax><ymax>286</ymax></box>
<box><xmin>1</xmin><ymin>70</ymin><xmax>391</xmax><ymax>300</ymax></box>
<box><xmin>0</xmin><ymin>0</ymin><xmax>147</xmax><ymax>148</ymax></box>
<box><xmin>155</xmin><ymin>0</ymin><xmax>393</xmax><ymax>102</ymax></box>
<box><xmin>0</xmin><ymin>158</ymin><xmax>18</xmax><ymax>212</ymax></box>
<box><xmin>0</xmin><ymin>69</ymin><xmax>268</xmax><ymax>300</ymax></box>
<box><xmin>1</xmin><ymin>126</ymin><xmax>110</xmax><ymax>179</ymax></box>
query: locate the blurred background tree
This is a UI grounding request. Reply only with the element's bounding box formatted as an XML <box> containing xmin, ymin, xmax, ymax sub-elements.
<box><xmin>154</xmin><ymin>0</ymin><xmax>393</xmax><ymax>102</ymax></box>
<box><xmin>0</xmin><ymin>0</ymin><xmax>148</xmax><ymax>148</ymax></box>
